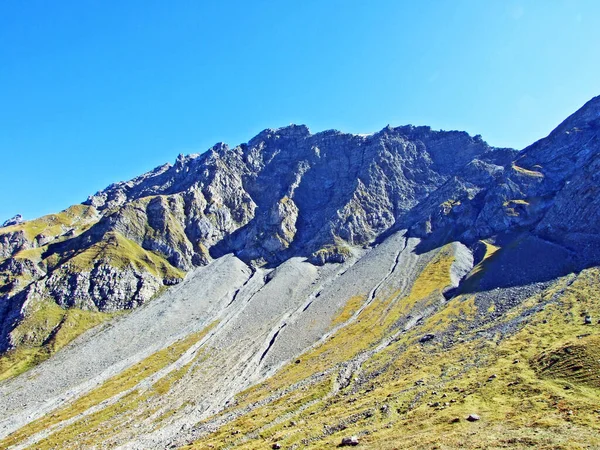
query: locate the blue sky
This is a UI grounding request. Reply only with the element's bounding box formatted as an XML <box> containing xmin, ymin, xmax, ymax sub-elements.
<box><xmin>1</xmin><ymin>0</ymin><xmax>599</xmax><ymax>221</ymax></box>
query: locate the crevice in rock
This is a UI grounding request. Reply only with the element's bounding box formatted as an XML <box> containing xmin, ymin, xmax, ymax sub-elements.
<box><xmin>259</xmin><ymin>324</ymin><xmax>286</xmax><ymax>364</ymax></box>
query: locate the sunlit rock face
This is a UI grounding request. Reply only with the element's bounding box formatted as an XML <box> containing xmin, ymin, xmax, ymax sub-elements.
<box><xmin>2</xmin><ymin>96</ymin><xmax>600</xmax><ymax>348</ymax></box>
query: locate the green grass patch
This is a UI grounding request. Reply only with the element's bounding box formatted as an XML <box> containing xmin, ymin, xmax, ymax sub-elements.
<box><xmin>0</xmin><ymin>205</ymin><xmax>98</xmax><ymax>242</ymax></box>
<box><xmin>0</xmin><ymin>300</ymin><xmax>112</xmax><ymax>382</ymax></box>
<box><xmin>0</xmin><ymin>321</ymin><xmax>217</xmax><ymax>449</ymax></box>
<box><xmin>66</xmin><ymin>231</ymin><xmax>184</xmax><ymax>280</ymax></box>
<box><xmin>189</xmin><ymin>258</ymin><xmax>600</xmax><ymax>450</ymax></box>
<box><xmin>512</xmin><ymin>163</ymin><xmax>544</xmax><ymax>178</ymax></box>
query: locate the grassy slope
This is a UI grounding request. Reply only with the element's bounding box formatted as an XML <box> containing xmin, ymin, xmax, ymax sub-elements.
<box><xmin>64</xmin><ymin>230</ymin><xmax>185</xmax><ymax>280</ymax></box>
<box><xmin>0</xmin><ymin>205</ymin><xmax>98</xmax><ymax>245</ymax></box>
<box><xmin>1</xmin><ymin>240</ymin><xmax>599</xmax><ymax>449</ymax></box>
<box><xmin>0</xmin><ymin>205</ymin><xmax>99</xmax><ymax>293</ymax></box>
<box><xmin>0</xmin><ymin>232</ymin><xmax>184</xmax><ymax>383</ymax></box>
<box><xmin>0</xmin><ymin>202</ymin><xmax>185</xmax><ymax>383</ymax></box>
<box><xmin>0</xmin><ymin>300</ymin><xmax>113</xmax><ymax>382</ymax></box>
<box><xmin>185</xmin><ymin>249</ymin><xmax>600</xmax><ymax>449</ymax></box>
<box><xmin>0</xmin><ymin>321</ymin><xmax>217</xmax><ymax>449</ymax></box>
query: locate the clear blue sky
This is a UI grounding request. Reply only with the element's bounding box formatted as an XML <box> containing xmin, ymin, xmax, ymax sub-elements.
<box><xmin>1</xmin><ymin>0</ymin><xmax>599</xmax><ymax>221</ymax></box>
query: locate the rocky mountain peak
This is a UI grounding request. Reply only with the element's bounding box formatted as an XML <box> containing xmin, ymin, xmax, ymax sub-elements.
<box><xmin>551</xmin><ymin>94</ymin><xmax>600</xmax><ymax>135</ymax></box>
<box><xmin>1</xmin><ymin>214</ymin><xmax>23</xmax><ymax>228</ymax></box>
<box><xmin>2</xmin><ymin>97</ymin><xmax>600</xmax><ymax>354</ymax></box>
<box><xmin>2</xmin><ymin>97</ymin><xmax>600</xmax><ymax>449</ymax></box>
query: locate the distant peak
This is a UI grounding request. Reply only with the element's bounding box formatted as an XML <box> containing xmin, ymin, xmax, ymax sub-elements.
<box><xmin>551</xmin><ymin>94</ymin><xmax>600</xmax><ymax>135</ymax></box>
<box><xmin>276</xmin><ymin>123</ymin><xmax>310</xmax><ymax>134</ymax></box>
<box><xmin>210</xmin><ymin>142</ymin><xmax>230</xmax><ymax>154</ymax></box>
<box><xmin>2</xmin><ymin>214</ymin><xmax>23</xmax><ymax>228</ymax></box>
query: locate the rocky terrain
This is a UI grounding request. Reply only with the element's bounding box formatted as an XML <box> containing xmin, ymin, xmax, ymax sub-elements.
<box><xmin>0</xmin><ymin>96</ymin><xmax>599</xmax><ymax>449</ymax></box>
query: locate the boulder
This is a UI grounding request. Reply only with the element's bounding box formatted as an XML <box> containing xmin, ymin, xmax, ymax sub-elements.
<box><xmin>419</xmin><ymin>334</ymin><xmax>435</xmax><ymax>343</ymax></box>
<box><xmin>340</xmin><ymin>435</ymin><xmax>359</xmax><ymax>446</ymax></box>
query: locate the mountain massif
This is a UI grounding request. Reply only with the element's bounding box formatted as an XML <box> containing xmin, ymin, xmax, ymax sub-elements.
<box><xmin>0</xmin><ymin>97</ymin><xmax>599</xmax><ymax>449</ymax></box>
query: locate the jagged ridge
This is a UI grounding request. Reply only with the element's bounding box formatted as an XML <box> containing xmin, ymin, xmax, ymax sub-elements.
<box><xmin>0</xmin><ymin>96</ymin><xmax>599</xmax><ymax>449</ymax></box>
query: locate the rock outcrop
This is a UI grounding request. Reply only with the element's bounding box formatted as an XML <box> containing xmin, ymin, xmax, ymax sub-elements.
<box><xmin>1</xmin><ymin>96</ymin><xmax>600</xmax><ymax>450</ymax></box>
<box><xmin>1</xmin><ymin>96</ymin><xmax>600</xmax><ymax>356</ymax></box>
<box><xmin>1</xmin><ymin>215</ymin><xmax>23</xmax><ymax>228</ymax></box>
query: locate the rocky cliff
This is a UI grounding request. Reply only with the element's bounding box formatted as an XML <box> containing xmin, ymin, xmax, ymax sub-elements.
<box><xmin>2</xmin><ymin>97</ymin><xmax>600</xmax><ymax>353</ymax></box>
<box><xmin>0</xmin><ymin>96</ymin><xmax>599</xmax><ymax>449</ymax></box>
<box><xmin>0</xmin><ymin>121</ymin><xmax>509</xmax><ymax>352</ymax></box>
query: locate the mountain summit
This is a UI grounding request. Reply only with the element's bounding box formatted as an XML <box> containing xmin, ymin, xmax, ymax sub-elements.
<box><xmin>0</xmin><ymin>98</ymin><xmax>599</xmax><ymax>449</ymax></box>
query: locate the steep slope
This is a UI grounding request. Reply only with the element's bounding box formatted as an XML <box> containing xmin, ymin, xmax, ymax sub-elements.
<box><xmin>0</xmin><ymin>231</ymin><xmax>465</xmax><ymax>448</ymax></box>
<box><xmin>0</xmin><ymin>96</ymin><xmax>599</xmax><ymax>449</ymax></box>
<box><xmin>404</xmin><ymin>95</ymin><xmax>600</xmax><ymax>267</ymax></box>
<box><xmin>0</xmin><ymin>123</ymin><xmax>503</xmax><ymax>369</ymax></box>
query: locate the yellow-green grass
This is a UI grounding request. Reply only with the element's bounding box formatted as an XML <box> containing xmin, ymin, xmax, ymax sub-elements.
<box><xmin>0</xmin><ymin>321</ymin><xmax>217</xmax><ymax>449</ymax></box>
<box><xmin>0</xmin><ymin>299</ymin><xmax>113</xmax><ymax>382</ymax></box>
<box><xmin>311</xmin><ymin>243</ymin><xmax>353</xmax><ymax>261</ymax></box>
<box><xmin>534</xmin><ymin>333</ymin><xmax>600</xmax><ymax>389</ymax></box>
<box><xmin>512</xmin><ymin>163</ymin><xmax>545</xmax><ymax>178</ymax></box>
<box><xmin>0</xmin><ymin>205</ymin><xmax>98</xmax><ymax>243</ymax></box>
<box><xmin>183</xmin><ymin>245</ymin><xmax>457</xmax><ymax>448</ymax></box>
<box><xmin>329</xmin><ymin>295</ymin><xmax>365</xmax><ymax>329</ymax></box>
<box><xmin>459</xmin><ymin>239</ymin><xmax>501</xmax><ymax>291</ymax></box>
<box><xmin>188</xmin><ymin>267</ymin><xmax>600</xmax><ymax>450</ymax></box>
<box><xmin>66</xmin><ymin>231</ymin><xmax>184</xmax><ymax>280</ymax></box>
<box><xmin>0</xmin><ymin>205</ymin><xmax>100</xmax><ymax>295</ymax></box>
<box><xmin>440</xmin><ymin>199</ymin><xmax>461</xmax><ymax>215</ymax></box>
<box><xmin>503</xmin><ymin>199</ymin><xmax>530</xmax><ymax>217</ymax></box>
<box><xmin>30</xmin><ymin>328</ymin><xmax>215</xmax><ymax>449</ymax></box>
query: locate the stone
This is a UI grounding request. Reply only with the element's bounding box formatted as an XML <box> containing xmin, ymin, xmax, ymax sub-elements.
<box><xmin>466</xmin><ymin>414</ymin><xmax>481</xmax><ymax>422</ymax></box>
<box><xmin>419</xmin><ymin>334</ymin><xmax>435</xmax><ymax>343</ymax></box>
<box><xmin>272</xmin><ymin>443</ymin><xmax>282</xmax><ymax>449</ymax></box>
<box><xmin>340</xmin><ymin>435</ymin><xmax>359</xmax><ymax>446</ymax></box>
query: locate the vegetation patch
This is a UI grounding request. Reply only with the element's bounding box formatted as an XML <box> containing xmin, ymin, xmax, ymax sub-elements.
<box><xmin>0</xmin><ymin>321</ymin><xmax>217</xmax><ymax>449</ymax></box>
<box><xmin>512</xmin><ymin>163</ymin><xmax>545</xmax><ymax>178</ymax></box>
<box><xmin>329</xmin><ymin>295</ymin><xmax>366</xmax><ymax>329</ymax></box>
<box><xmin>0</xmin><ymin>299</ymin><xmax>112</xmax><ymax>382</ymax></box>
<box><xmin>187</xmin><ymin>261</ymin><xmax>600</xmax><ymax>450</ymax></box>
<box><xmin>0</xmin><ymin>205</ymin><xmax>98</xmax><ymax>243</ymax></box>
<box><xmin>533</xmin><ymin>334</ymin><xmax>600</xmax><ymax>389</ymax></box>
<box><xmin>66</xmin><ymin>231</ymin><xmax>184</xmax><ymax>280</ymax></box>
<box><xmin>310</xmin><ymin>241</ymin><xmax>353</xmax><ymax>265</ymax></box>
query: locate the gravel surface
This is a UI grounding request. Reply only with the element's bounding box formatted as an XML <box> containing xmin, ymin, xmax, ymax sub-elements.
<box><xmin>0</xmin><ymin>254</ymin><xmax>251</xmax><ymax>440</ymax></box>
<box><xmin>0</xmin><ymin>232</ymin><xmax>467</xmax><ymax>449</ymax></box>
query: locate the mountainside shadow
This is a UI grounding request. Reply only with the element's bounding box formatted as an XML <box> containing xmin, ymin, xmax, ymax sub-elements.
<box><xmin>411</xmin><ymin>229</ymin><xmax>600</xmax><ymax>296</ymax></box>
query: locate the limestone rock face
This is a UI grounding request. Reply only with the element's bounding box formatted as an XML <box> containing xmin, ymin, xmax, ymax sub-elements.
<box><xmin>404</xmin><ymin>96</ymin><xmax>600</xmax><ymax>263</ymax></box>
<box><xmin>41</xmin><ymin>263</ymin><xmax>164</xmax><ymax>311</ymax></box>
<box><xmin>0</xmin><ymin>230</ymin><xmax>31</xmax><ymax>260</ymax></box>
<box><xmin>2</xmin><ymin>96</ymin><xmax>600</xmax><ymax>352</ymax></box>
